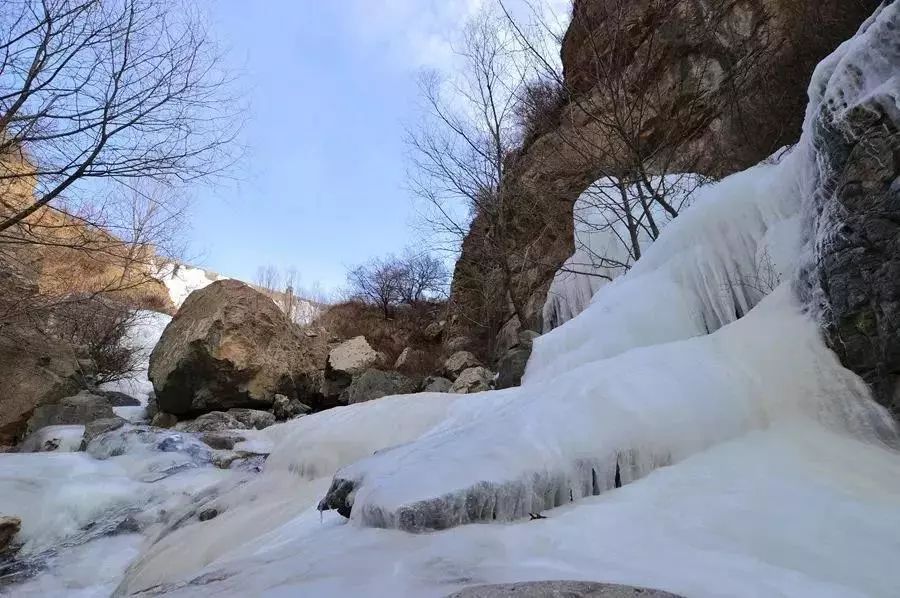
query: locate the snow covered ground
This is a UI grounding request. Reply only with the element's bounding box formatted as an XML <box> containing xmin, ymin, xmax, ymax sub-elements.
<box><xmin>1</xmin><ymin>3</ymin><xmax>898</xmax><ymax>597</ymax></box>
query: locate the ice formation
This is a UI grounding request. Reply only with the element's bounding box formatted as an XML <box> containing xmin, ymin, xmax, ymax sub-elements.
<box><xmin>542</xmin><ymin>174</ymin><xmax>705</xmax><ymax>330</ymax></box>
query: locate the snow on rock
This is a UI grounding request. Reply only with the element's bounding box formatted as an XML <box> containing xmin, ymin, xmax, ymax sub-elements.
<box><xmin>98</xmin><ymin>310</ymin><xmax>172</xmax><ymax>408</ymax></box>
<box><xmin>157</xmin><ymin>262</ymin><xmax>225</xmax><ymax>309</ymax></box>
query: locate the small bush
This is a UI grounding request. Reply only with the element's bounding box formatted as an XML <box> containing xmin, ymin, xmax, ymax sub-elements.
<box><xmin>48</xmin><ymin>296</ymin><xmax>146</xmax><ymax>384</ymax></box>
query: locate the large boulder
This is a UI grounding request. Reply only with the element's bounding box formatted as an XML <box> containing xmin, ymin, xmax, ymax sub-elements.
<box><xmin>0</xmin><ymin>331</ymin><xmax>84</xmax><ymax>445</ymax></box>
<box><xmin>339</xmin><ymin>369</ymin><xmax>417</xmax><ymax>405</ymax></box>
<box><xmin>25</xmin><ymin>391</ymin><xmax>115</xmax><ymax>435</ymax></box>
<box><xmin>322</xmin><ymin>336</ymin><xmax>379</xmax><ymax>398</ymax></box>
<box><xmin>450</xmin><ymin>367</ymin><xmax>494</xmax><ymax>394</ymax></box>
<box><xmin>149</xmin><ymin>280</ymin><xmax>326</xmax><ymax>416</ymax></box>
<box><xmin>443</xmin><ymin>351</ymin><xmax>481</xmax><ymax>380</ymax></box>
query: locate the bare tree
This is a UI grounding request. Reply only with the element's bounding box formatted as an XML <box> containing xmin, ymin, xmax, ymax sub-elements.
<box><xmin>347</xmin><ymin>256</ymin><xmax>405</xmax><ymax>318</ymax></box>
<box><xmin>254</xmin><ymin>264</ymin><xmax>280</xmax><ymax>291</ymax></box>
<box><xmin>397</xmin><ymin>251</ymin><xmax>449</xmax><ymax>304</ymax></box>
<box><xmin>0</xmin><ymin>0</ymin><xmax>239</xmax><ymax>236</ymax></box>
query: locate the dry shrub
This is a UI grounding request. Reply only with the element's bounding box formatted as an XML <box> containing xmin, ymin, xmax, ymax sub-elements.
<box><xmin>47</xmin><ymin>295</ymin><xmax>147</xmax><ymax>384</ymax></box>
<box><xmin>313</xmin><ymin>300</ymin><xmax>446</xmax><ymax>377</ymax></box>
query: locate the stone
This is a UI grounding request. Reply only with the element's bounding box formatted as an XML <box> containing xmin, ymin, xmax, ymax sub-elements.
<box><xmin>443</xmin><ymin>336</ymin><xmax>470</xmax><ymax>354</ymax></box>
<box><xmin>394</xmin><ymin>347</ymin><xmax>430</xmax><ymax>373</ymax></box>
<box><xmin>151</xmin><ymin>412</ymin><xmax>178</xmax><ymax>429</ymax></box>
<box><xmin>25</xmin><ymin>390</ymin><xmax>115</xmax><ymax>435</ymax></box>
<box><xmin>272</xmin><ymin>394</ymin><xmax>311</xmax><ymax>420</ymax></box>
<box><xmin>149</xmin><ymin>279</ymin><xmax>327</xmax><ymax>416</ymax></box>
<box><xmin>175</xmin><ymin>411</ymin><xmax>244</xmax><ymax>434</ymax></box>
<box><xmin>323</xmin><ymin>336</ymin><xmax>380</xmax><ymax>398</ymax></box>
<box><xmin>82</xmin><ymin>417</ymin><xmax>127</xmax><ymax>448</ymax></box>
<box><xmin>450</xmin><ymin>367</ymin><xmax>494</xmax><ymax>394</ymax></box>
<box><xmin>339</xmin><ymin>369</ymin><xmax>418</xmax><ymax>405</ymax></box>
<box><xmin>200</xmin><ymin>431</ymin><xmax>246</xmax><ymax>450</ymax></box>
<box><xmin>443</xmin><ymin>351</ymin><xmax>481</xmax><ymax>380</ymax></box>
<box><xmin>421</xmin><ymin>376</ymin><xmax>453</xmax><ymax>393</ymax></box>
<box><xmin>446</xmin><ymin>581</ymin><xmax>682</xmax><ymax>598</ymax></box>
<box><xmin>496</xmin><ymin>330</ymin><xmax>540</xmax><ymax>390</ymax></box>
<box><xmin>226</xmin><ymin>408</ymin><xmax>275</xmax><ymax>430</ymax></box>
<box><xmin>423</xmin><ymin>320</ymin><xmax>445</xmax><ymax>340</ymax></box>
<box><xmin>93</xmin><ymin>390</ymin><xmax>141</xmax><ymax>407</ymax></box>
<box><xmin>0</xmin><ymin>516</ymin><xmax>21</xmax><ymax>554</ymax></box>
<box><xmin>198</xmin><ymin>508</ymin><xmax>218</xmax><ymax>522</ymax></box>
<box><xmin>0</xmin><ymin>330</ymin><xmax>84</xmax><ymax>445</ymax></box>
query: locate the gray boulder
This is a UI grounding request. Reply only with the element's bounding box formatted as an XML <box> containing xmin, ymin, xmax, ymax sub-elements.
<box><xmin>200</xmin><ymin>431</ymin><xmax>246</xmax><ymax>450</ymax></box>
<box><xmin>175</xmin><ymin>411</ymin><xmax>244</xmax><ymax>434</ymax></box>
<box><xmin>450</xmin><ymin>367</ymin><xmax>494</xmax><ymax>394</ymax></box>
<box><xmin>93</xmin><ymin>390</ymin><xmax>141</xmax><ymax>407</ymax></box>
<box><xmin>443</xmin><ymin>351</ymin><xmax>481</xmax><ymax>380</ymax></box>
<box><xmin>150</xmin><ymin>412</ymin><xmax>178</xmax><ymax>428</ymax></box>
<box><xmin>421</xmin><ymin>376</ymin><xmax>453</xmax><ymax>393</ymax></box>
<box><xmin>82</xmin><ymin>417</ymin><xmax>127</xmax><ymax>448</ymax></box>
<box><xmin>496</xmin><ymin>330</ymin><xmax>539</xmax><ymax>390</ymax></box>
<box><xmin>0</xmin><ymin>516</ymin><xmax>21</xmax><ymax>555</ymax></box>
<box><xmin>149</xmin><ymin>280</ymin><xmax>326</xmax><ymax>416</ymax></box>
<box><xmin>26</xmin><ymin>391</ymin><xmax>115</xmax><ymax>435</ymax></box>
<box><xmin>323</xmin><ymin>336</ymin><xmax>380</xmax><ymax>398</ymax></box>
<box><xmin>272</xmin><ymin>394</ymin><xmax>311</xmax><ymax>420</ymax></box>
<box><xmin>226</xmin><ymin>408</ymin><xmax>275</xmax><ymax>430</ymax></box>
<box><xmin>446</xmin><ymin>581</ymin><xmax>682</xmax><ymax>597</ymax></box>
<box><xmin>339</xmin><ymin>369</ymin><xmax>417</xmax><ymax>405</ymax></box>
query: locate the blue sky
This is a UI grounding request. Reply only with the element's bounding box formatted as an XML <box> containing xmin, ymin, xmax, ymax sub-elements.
<box><xmin>188</xmin><ymin>0</ymin><xmax>489</xmax><ymax>292</ymax></box>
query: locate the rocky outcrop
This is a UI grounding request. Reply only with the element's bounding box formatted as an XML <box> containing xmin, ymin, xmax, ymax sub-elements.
<box><xmin>448</xmin><ymin>0</ymin><xmax>879</xmax><ymax>357</ymax></box>
<box><xmin>496</xmin><ymin>330</ymin><xmax>539</xmax><ymax>389</ymax></box>
<box><xmin>447</xmin><ymin>581</ymin><xmax>681</xmax><ymax>598</ymax></box>
<box><xmin>25</xmin><ymin>391</ymin><xmax>116</xmax><ymax>436</ymax></box>
<box><xmin>804</xmin><ymin>2</ymin><xmax>900</xmax><ymax>415</ymax></box>
<box><xmin>148</xmin><ymin>280</ymin><xmax>326</xmax><ymax>415</ymax></box>
<box><xmin>0</xmin><ymin>330</ymin><xmax>85</xmax><ymax>445</ymax></box>
<box><xmin>450</xmin><ymin>367</ymin><xmax>494</xmax><ymax>394</ymax></box>
<box><xmin>339</xmin><ymin>370</ymin><xmax>417</xmax><ymax>405</ymax></box>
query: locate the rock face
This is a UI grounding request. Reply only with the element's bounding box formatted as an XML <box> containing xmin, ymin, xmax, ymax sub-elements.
<box><xmin>805</xmin><ymin>2</ymin><xmax>900</xmax><ymax>415</ymax></box>
<box><xmin>446</xmin><ymin>581</ymin><xmax>682</xmax><ymax>598</ymax></box>
<box><xmin>448</xmin><ymin>0</ymin><xmax>880</xmax><ymax>357</ymax></box>
<box><xmin>339</xmin><ymin>370</ymin><xmax>417</xmax><ymax>405</ymax></box>
<box><xmin>0</xmin><ymin>331</ymin><xmax>84</xmax><ymax>445</ymax></box>
<box><xmin>25</xmin><ymin>391</ymin><xmax>115</xmax><ymax>435</ymax></box>
<box><xmin>450</xmin><ymin>367</ymin><xmax>494</xmax><ymax>394</ymax></box>
<box><xmin>496</xmin><ymin>330</ymin><xmax>539</xmax><ymax>389</ymax></box>
<box><xmin>444</xmin><ymin>351</ymin><xmax>481</xmax><ymax>380</ymax></box>
<box><xmin>149</xmin><ymin>280</ymin><xmax>325</xmax><ymax>416</ymax></box>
